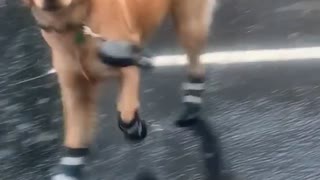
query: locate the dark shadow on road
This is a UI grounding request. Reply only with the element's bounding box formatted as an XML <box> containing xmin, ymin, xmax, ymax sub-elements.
<box><xmin>135</xmin><ymin>170</ymin><xmax>159</xmax><ymax>180</ymax></box>
<box><xmin>133</xmin><ymin>117</ymin><xmax>234</xmax><ymax>180</ymax></box>
<box><xmin>188</xmin><ymin>118</ymin><xmax>234</xmax><ymax>180</ymax></box>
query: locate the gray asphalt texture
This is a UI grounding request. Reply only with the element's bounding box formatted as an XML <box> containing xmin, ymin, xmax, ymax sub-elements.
<box><xmin>1</xmin><ymin>0</ymin><xmax>320</xmax><ymax>180</ymax></box>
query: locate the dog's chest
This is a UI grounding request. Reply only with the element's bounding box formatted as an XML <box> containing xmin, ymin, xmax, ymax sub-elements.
<box><xmin>87</xmin><ymin>0</ymin><xmax>171</xmax><ymax>43</ymax></box>
<box><xmin>32</xmin><ymin>10</ymin><xmax>65</xmax><ymax>29</ymax></box>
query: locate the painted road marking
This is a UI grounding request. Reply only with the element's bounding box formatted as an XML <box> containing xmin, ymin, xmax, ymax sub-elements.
<box><xmin>47</xmin><ymin>46</ymin><xmax>320</xmax><ymax>74</ymax></box>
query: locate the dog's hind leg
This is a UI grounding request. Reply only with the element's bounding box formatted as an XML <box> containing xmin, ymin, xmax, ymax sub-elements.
<box><xmin>172</xmin><ymin>0</ymin><xmax>216</xmax><ymax>126</ymax></box>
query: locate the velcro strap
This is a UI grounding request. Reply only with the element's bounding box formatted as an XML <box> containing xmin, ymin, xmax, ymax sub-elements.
<box><xmin>60</xmin><ymin>157</ymin><xmax>85</xmax><ymax>166</ymax></box>
<box><xmin>98</xmin><ymin>40</ymin><xmax>154</xmax><ymax>69</ymax></box>
<box><xmin>182</xmin><ymin>75</ymin><xmax>205</xmax><ymax>104</ymax></box>
<box><xmin>182</xmin><ymin>82</ymin><xmax>205</xmax><ymax>90</ymax></box>
<box><xmin>99</xmin><ymin>53</ymin><xmax>136</xmax><ymax>67</ymax></box>
<box><xmin>99</xmin><ymin>40</ymin><xmax>133</xmax><ymax>58</ymax></box>
<box><xmin>52</xmin><ymin>174</ymin><xmax>78</xmax><ymax>180</ymax></box>
<box><xmin>183</xmin><ymin>95</ymin><xmax>203</xmax><ymax>104</ymax></box>
<box><xmin>98</xmin><ymin>41</ymin><xmax>138</xmax><ymax>67</ymax></box>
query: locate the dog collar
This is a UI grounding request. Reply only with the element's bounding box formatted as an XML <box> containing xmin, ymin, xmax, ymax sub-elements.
<box><xmin>38</xmin><ymin>22</ymin><xmax>84</xmax><ymax>33</ymax></box>
<box><xmin>38</xmin><ymin>23</ymin><xmax>87</xmax><ymax>45</ymax></box>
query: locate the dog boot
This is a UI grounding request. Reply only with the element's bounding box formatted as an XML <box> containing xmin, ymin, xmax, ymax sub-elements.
<box><xmin>133</xmin><ymin>46</ymin><xmax>155</xmax><ymax>70</ymax></box>
<box><xmin>51</xmin><ymin>147</ymin><xmax>89</xmax><ymax>180</ymax></box>
<box><xmin>98</xmin><ymin>40</ymin><xmax>154</xmax><ymax>70</ymax></box>
<box><xmin>176</xmin><ymin>75</ymin><xmax>205</xmax><ymax>127</ymax></box>
<box><xmin>118</xmin><ymin>111</ymin><xmax>148</xmax><ymax>142</ymax></box>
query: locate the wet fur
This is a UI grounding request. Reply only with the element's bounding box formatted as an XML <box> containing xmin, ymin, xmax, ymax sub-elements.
<box><xmin>24</xmin><ymin>0</ymin><xmax>216</xmax><ymax>147</ymax></box>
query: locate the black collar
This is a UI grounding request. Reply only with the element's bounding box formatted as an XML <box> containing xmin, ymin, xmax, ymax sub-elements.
<box><xmin>35</xmin><ymin>0</ymin><xmax>90</xmax><ymax>33</ymax></box>
<box><xmin>38</xmin><ymin>22</ymin><xmax>84</xmax><ymax>33</ymax></box>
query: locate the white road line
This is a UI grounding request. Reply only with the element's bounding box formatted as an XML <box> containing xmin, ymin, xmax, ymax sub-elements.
<box><xmin>47</xmin><ymin>46</ymin><xmax>320</xmax><ymax>74</ymax></box>
<box><xmin>47</xmin><ymin>68</ymin><xmax>56</xmax><ymax>74</ymax></box>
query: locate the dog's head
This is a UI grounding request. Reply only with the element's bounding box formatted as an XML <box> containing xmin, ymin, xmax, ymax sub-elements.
<box><xmin>22</xmin><ymin>0</ymin><xmax>75</xmax><ymax>11</ymax></box>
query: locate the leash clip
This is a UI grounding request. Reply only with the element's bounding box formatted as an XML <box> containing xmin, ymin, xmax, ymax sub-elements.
<box><xmin>82</xmin><ymin>25</ymin><xmax>102</xmax><ymax>38</ymax></box>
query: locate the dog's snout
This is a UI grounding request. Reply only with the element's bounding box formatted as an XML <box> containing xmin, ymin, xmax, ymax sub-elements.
<box><xmin>43</xmin><ymin>0</ymin><xmax>61</xmax><ymax>11</ymax></box>
<box><xmin>33</xmin><ymin>0</ymin><xmax>73</xmax><ymax>11</ymax></box>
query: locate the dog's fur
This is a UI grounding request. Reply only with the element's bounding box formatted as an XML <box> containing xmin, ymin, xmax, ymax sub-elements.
<box><xmin>23</xmin><ymin>0</ymin><xmax>216</xmax><ymax>148</ymax></box>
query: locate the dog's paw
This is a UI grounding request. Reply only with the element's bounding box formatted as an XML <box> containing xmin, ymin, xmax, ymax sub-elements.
<box><xmin>175</xmin><ymin>105</ymin><xmax>202</xmax><ymax>127</ymax></box>
<box><xmin>118</xmin><ymin>112</ymin><xmax>148</xmax><ymax>142</ymax></box>
<box><xmin>175</xmin><ymin>115</ymin><xmax>200</xmax><ymax>127</ymax></box>
<box><xmin>123</xmin><ymin>119</ymin><xmax>148</xmax><ymax>142</ymax></box>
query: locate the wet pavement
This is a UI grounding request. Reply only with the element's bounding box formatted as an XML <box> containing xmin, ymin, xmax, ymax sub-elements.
<box><xmin>1</xmin><ymin>0</ymin><xmax>320</xmax><ymax>180</ymax></box>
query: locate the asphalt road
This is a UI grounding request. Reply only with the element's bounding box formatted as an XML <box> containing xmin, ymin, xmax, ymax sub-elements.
<box><xmin>1</xmin><ymin>0</ymin><xmax>320</xmax><ymax>180</ymax></box>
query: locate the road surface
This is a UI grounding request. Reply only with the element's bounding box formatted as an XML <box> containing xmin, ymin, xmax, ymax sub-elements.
<box><xmin>1</xmin><ymin>0</ymin><xmax>320</xmax><ymax>180</ymax></box>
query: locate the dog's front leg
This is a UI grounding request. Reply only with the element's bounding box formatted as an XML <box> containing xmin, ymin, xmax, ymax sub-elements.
<box><xmin>58</xmin><ymin>65</ymin><xmax>97</xmax><ymax>149</ymax></box>
<box><xmin>117</xmin><ymin>66</ymin><xmax>147</xmax><ymax>141</ymax></box>
<box><xmin>97</xmin><ymin>40</ymin><xmax>148</xmax><ymax>141</ymax></box>
<box><xmin>50</xmin><ymin>47</ymin><xmax>97</xmax><ymax>180</ymax></box>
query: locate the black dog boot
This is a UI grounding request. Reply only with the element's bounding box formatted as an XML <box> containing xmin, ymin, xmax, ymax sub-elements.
<box><xmin>51</xmin><ymin>147</ymin><xmax>89</xmax><ymax>180</ymax></box>
<box><xmin>118</xmin><ymin>111</ymin><xmax>148</xmax><ymax>142</ymax></box>
<box><xmin>176</xmin><ymin>75</ymin><xmax>205</xmax><ymax>127</ymax></box>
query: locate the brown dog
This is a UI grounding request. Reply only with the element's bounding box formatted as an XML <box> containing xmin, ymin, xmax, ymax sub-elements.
<box><xmin>23</xmin><ymin>0</ymin><xmax>216</xmax><ymax>179</ymax></box>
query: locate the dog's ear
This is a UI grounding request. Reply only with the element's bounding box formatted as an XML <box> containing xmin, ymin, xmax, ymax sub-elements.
<box><xmin>22</xmin><ymin>0</ymin><xmax>32</xmax><ymax>6</ymax></box>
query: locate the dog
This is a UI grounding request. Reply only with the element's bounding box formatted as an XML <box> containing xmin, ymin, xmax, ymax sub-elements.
<box><xmin>23</xmin><ymin>0</ymin><xmax>216</xmax><ymax>179</ymax></box>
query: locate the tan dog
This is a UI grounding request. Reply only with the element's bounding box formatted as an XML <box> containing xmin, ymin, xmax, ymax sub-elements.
<box><xmin>23</xmin><ymin>0</ymin><xmax>216</xmax><ymax>179</ymax></box>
